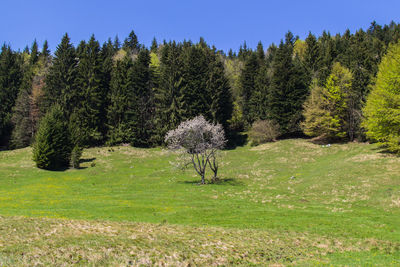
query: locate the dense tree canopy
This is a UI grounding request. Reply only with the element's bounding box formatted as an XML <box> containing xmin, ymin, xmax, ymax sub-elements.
<box><xmin>1</xmin><ymin>21</ymin><xmax>400</xmax><ymax>153</ymax></box>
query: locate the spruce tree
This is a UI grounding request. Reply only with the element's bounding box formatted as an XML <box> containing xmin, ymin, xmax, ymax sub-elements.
<box><xmin>107</xmin><ymin>55</ymin><xmax>134</xmax><ymax>144</ymax></box>
<box><xmin>0</xmin><ymin>45</ymin><xmax>22</xmax><ymax>147</ymax></box>
<box><xmin>33</xmin><ymin>104</ymin><xmax>72</xmax><ymax>170</ymax></box>
<box><xmin>317</xmin><ymin>31</ymin><xmax>336</xmax><ymax>86</ymax></box>
<box><xmin>228</xmin><ymin>49</ymin><xmax>234</xmax><ymax>59</ymax></box>
<box><xmin>180</xmin><ymin>44</ymin><xmax>209</xmax><ymax>119</ymax></box>
<box><xmin>239</xmin><ymin>53</ymin><xmax>259</xmax><ymax>125</ymax></box>
<box><xmin>74</xmin><ymin>35</ymin><xmax>106</xmax><ymax>146</ymax></box>
<box><xmin>123</xmin><ymin>30</ymin><xmax>140</xmax><ymax>54</ymax></box>
<box><xmin>207</xmin><ymin>58</ymin><xmax>233</xmax><ymax>130</ymax></box>
<box><xmin>30</xmin><ymin>40</ymin><xmax>39</xmax><ymax>65</ymax></box>
<box><xmin>41</xmin><ymin>40</ymin><xmax>50</xmax><ymax>58</ymax></box>
<box><xmin>304</xmin><ymin>32</ymin><xmax>320</xmax><ymax>78</ymax></box>
<box><xmin>155</xmin><ymin>41</ymin><xmax>184</xmax><ymax>140</ymax></box>
<box><xmin>268</xmin><ymin>32</ymin><xmax>310</xmax><ymax>135</ymax></box>
<box><xmin>150</xmin><ymin>37</ymin><xmax>158</xmax><ymax>53</ymax></box>
<box><xmin>251</xmin><ymin>64</ymin><xmax>270</xmax><ymax>121</ymax></box>
<box><xmin>256</xmin><ymin>41</ymin><xmax>265</xmax><ymax>63</ymax></box>
<box><xmin>43</xmin><ymin>33</ymin><xmax>78</xmax><ymax>115</ymax></box>
<box><xmin>129</xmin><ymin>49</ymin><xmax>154</xmax><ymax>147</ymax></box>
<box><xmin>100</xmin><ymin>39</ymin><xmax>115</xmax><ymax>117</ymax></box>
<box><xmin>113</xmin><ymin>35</ymin><xmax>121</xmax><ymax>51</ymax></box>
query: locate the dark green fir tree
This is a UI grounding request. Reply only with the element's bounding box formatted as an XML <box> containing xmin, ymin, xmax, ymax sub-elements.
<box><xmin>42</xmin><ymin>33</ymin><xmax>78</xmax><ymax>115</ymax></box>
<box><xmin>33</xmin><ymin>104</ymin><xmax>72</xmax><ymax>170</ymax></box>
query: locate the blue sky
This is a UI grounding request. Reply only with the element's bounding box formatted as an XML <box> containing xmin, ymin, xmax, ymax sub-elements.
<box><xmin>1</xmin><ymin>0</ymin><xmax>400</xmax><ymax>53</ymax></box>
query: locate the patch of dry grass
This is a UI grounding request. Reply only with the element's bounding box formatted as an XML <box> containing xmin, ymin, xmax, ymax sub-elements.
<box><xmin>0</xmin><ymin>216</ymin><xmax>398</xmax><ymax>266</ymax></box>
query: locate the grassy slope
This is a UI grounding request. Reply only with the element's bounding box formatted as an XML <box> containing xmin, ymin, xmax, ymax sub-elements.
<box><xmin>0</xmin><ymin>139</ymin><xmax>399</xmax><ymax>265</ymax></box>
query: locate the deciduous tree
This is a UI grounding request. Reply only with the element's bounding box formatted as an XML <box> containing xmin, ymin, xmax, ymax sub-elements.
<box><xmin>363</xmin><ymin>41</ymin><xmax>400</xmax><ymax>152</ymax></box>
<box><xmin>165</xmin><ymin>116</ymin><xmax>226</xmax><ymax>184</ymax></box>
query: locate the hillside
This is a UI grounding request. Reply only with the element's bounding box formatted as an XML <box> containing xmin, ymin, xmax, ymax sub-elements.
<box><xmin>0</xmin><ymin>139</ymin><xmax>399</xmax><ymax>265</ymax></box>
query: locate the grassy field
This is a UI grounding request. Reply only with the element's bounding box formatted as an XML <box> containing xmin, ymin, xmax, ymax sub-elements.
<box><xmin>0</xmin><ymin>139</ymin><xmax>399</xmax><ymax>265</ymax></box>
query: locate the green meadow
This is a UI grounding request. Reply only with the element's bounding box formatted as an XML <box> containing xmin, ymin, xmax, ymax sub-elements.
<box><xmin>0</xmin><ymin>139</ymin><xmax>399</xmax><ymax>265</ymax></box>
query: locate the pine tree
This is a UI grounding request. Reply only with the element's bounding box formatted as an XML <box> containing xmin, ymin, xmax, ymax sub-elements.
<box><xmin>74</xmin><ymin>35</ymin><xmax>106</xmax><ymax>146</ymax></box>
<box><xmin>256</xmin><ymin>41</ymin><xmax>265</xmax><ymax>63</ymax></box>
<box><xmin>207</xmin><ymin>58</ymin><xmax>233</xmax><ymax>130</ymax></box>
<box><xmin>129</xmin><ymin>49</ymin><xmax>155</xmax><ymax>147</ymax></box>
<box><xmin>33</xmin><ymin>104</ymin><xmax>72</xmax><ymax>170</ymax></box>
<box><xmin>239</xmin><ymin>53</ymin><xmax>259</xmax><ymax>125</ymax></box>
<box><xmin>0</xmin><ymin>45</ymin><xmax>22</xmax><ymax>147</ymax></box>
<box><xmin>180</xmin><ymin>44</ymin><xmax>209</xmax><ymax>119</ymax></box>
<box><xmin>227</xmin><ymin>49</ymin><xmax>233</xmax><ymax>59</ymax></box>
<box><xmin>41</xmin><ymin>40</ymin><xmax>50</xmax><ymax>58</ymax></box>
<box><xmin>304</xmin><ymin>32</ymin><xmax>320</xmax><ymax>78</ymax></box>
<box><xmin>123</xmin><ymin>30</ymin><xmax>140</xmax><ymax>54</ymax></box>
<box><xmin>113</xmin><ymin>35</ymin><xmax>121</xmax><ymax>52</ymax></box>
<box><xmin>100</xmin><ymin>39</ymin><xmax>115</xmax><ymax>118</ymax></box>
<box><xmin>30</xmin><ymin>40</ymin><xmax>39</xmax><ymax>65</ymax></box>
<box><xmin>107</xmin><ymin>55</ymin><xmax>134</xmax><ymax>144</ymax></box>
<box><xmin>43</xmin><ymin>33</ymin><xmax>78</xmax><ymax>115</ymax></box>
<box><xmin>154</xmin><ymin>42</ymin><xmax>184</xmax><ymax>141</ymax></box>
<box><xmin>317</xmin><ymin>31</ymin><xmax>336</xmax><ymax>86</ymax></box>
<box><xmin>251</xmin><ymin>64</ymin><xmax>270</xmax><ymax>121</ymax></box>
<box><xmin>238</xmin><ymin>41</ymin><xmax>251</xmax><ymax>60</ymax></box>
<box><xmin>150</xmin><ymin>37</ymin><xmax>158</xmax><ymax>53</ymax></box>
<box><xmin>268</xmin><ymin>32</ymin><xmax>310</xmax><ymax>134</ymax></box>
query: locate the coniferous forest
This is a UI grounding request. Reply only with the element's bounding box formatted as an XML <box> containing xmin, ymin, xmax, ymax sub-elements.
<box><xmin>1</xmin><ymin>21</ymin><xmax>400</xmax><ymax>151</ymax></box>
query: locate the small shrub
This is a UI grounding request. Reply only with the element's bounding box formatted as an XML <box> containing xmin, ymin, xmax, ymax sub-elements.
<box><xmin>249</xmin><ymin>120</ymin><xmax>280</xmax><ymax>146</ymax></box>
<box><xmin>90</xmin><ymin>161</ymin><xmax>96</xmax><ymax>168</ymax></box>
<box><xmin>70</xmin><ymin>146</ymin><xmax>83</xmax><ymax>169</ymax></box>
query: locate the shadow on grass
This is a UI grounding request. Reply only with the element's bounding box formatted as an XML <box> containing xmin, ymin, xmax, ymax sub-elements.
<box><xmin>80</xmin><ymin>157</ymin><xmax>96</xmax><ymax>163</ymax></box>
<box><xmin>179</xmin><ymin>177</ymin><xmax>244</xmax><ymax>186</ymax></box>
<box><xmin>212</xmin><ymin>178</ymin><xmax>244</xmax><ymax>186</ymax></box>
<box><xmin>370</xmin><ymin>145</ymin><xmax>400</xmax><ymax>157</ymax></box>
<box><xmin>40</xmin><ymin>165</ymin><xmax>70</xmax><ymax>172</ymax></box>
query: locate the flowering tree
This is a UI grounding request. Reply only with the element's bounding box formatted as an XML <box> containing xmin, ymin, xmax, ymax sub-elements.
<box><xmin>165</xmin><ymin>115</ymin><xmax>226</xmax><ymax>184</ymax></box>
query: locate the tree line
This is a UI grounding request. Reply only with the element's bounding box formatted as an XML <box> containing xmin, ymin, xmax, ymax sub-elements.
<box><xmin>1</xmin><ymin>21</ymin><xmax>400</xmax><ymax>151</ymax></box>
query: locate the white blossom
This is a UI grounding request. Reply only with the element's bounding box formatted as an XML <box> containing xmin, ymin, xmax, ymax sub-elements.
<box><xmin>165</xmin><ymin>115</ymin><xmax>226</xmax><ymax>184</ymax></box>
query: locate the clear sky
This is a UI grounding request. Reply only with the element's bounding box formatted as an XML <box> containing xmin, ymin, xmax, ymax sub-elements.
<box><xmin>1</xmin><ymin>0</ymin><xmax>400</xmax><ymax>53</ymax></box>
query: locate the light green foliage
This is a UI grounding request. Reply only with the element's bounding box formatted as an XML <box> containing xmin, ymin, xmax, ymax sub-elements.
<box><xmin>293</xmin><ymin>39</ymin><xmax>307</xmax><ymax>60</ymax></box>
<box><xmin>149</xmin><ymin>51</ymin><xmax>160</xmax><ymax>67</ymax></box>
<box><xmin>302</xmin><ymin>63</ymin><xmax>352</xmax><ymax>140</ymax></box>
<box><xmin>224</xmin><ymin>57</ymin><xmax>243</xmax><ymax>99</ymax></box>
<box><xmin>363</xmin><ymin>41</ymin><xmax>400</xmax><ymax>152</ymax></box>
<box><xmin>228</xmin><ymin>101</ymin><xmax>244</xmax><ymax>131</ymax></box>
<box><xmin>302</xmin><ymin>83</ymin><xmax>331</xmax><ymax>137</ymax></box>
